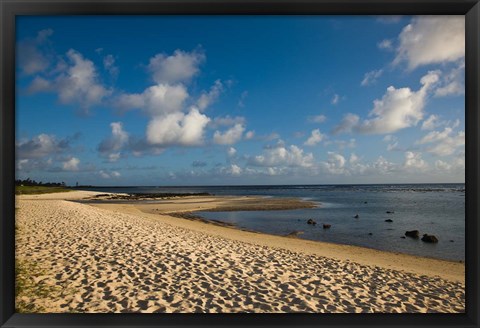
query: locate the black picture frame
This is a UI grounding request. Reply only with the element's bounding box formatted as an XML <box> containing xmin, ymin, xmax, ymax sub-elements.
<box><xmin>1</xmin><ymin>0</ymin><xmax>479</xmax><ymax>327</ymax></box>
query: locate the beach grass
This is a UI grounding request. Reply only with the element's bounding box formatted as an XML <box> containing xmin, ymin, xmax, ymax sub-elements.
<box><xmin>15</xmin><ymin>259</ymin><xmax>55</xmax><ymax>313</ymax></box>
<box><xmin>15</xmin><ymin>185</ymin><xmax>71</xmax><ymax>195</ymax></box>
<box><xmin>15</xmin><ymin>223</ymin><xmax>51</xmax><ymax>313</ymax></box>
<box><xmin>15</xmin><ymin>257</ymin><xmax>79</xmax><ymax>313</ymax></box>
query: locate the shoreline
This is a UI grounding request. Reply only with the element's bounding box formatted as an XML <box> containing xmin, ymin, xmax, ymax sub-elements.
<box><xmin>162</xmin><ymin>210</ymin><xmax>465</xmax><ymax>265</ymax></box>
<box><xmin>77</xmin><ymin>192</ymin><xmax>465</xmax><ymax>283</ymax></box>
<box><xmin>15</xmin><ymin>190</ymin><xmax>465</xmax><ymax>313</ymax></box>
<box><xmin>101</xmin><ymin>204</ymin><xmax>465</xmax><ymax>283</ymax></box>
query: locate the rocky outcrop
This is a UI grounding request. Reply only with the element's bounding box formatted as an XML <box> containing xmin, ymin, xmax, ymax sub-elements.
<box><xmin>421</xmin><ymin>234</ymin><xmax>439</xmax><ymax>243</ymax></box>
<box><xmin>405</xmin><ymin>230</ymin><xmax>419</xmax><ymax>238</ymax></box>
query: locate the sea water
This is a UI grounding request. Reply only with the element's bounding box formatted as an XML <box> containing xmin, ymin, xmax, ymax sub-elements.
<box><xmin>83</xmin><ymin>184</ymin><xmax>465</xmax><ymax>261</ymax></box>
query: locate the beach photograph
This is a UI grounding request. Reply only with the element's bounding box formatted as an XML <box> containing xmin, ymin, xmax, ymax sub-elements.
<box><xmin>15</xmin><ymin>15</ymin><xmax>465</xmax><ymax>313</ymax></box>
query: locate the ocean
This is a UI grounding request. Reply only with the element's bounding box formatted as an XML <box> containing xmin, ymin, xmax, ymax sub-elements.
<box><xmin>82</xmin><ymin>184</ymin><xmax>465</xmax><ymax>261</ymax></box>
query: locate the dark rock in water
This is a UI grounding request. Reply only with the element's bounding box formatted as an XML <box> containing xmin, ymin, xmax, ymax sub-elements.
<box><xmin>400</xmin><ymin>236</ymin><xmax>406</xmax><ymax>239</ymax></box>
<box><xmin>385</xmin><ymin>219</ymin><xmax>393</xmax><ymax>222</ymax></box>
<box><xmin>421</xmin><ymin>234</ymin><xmax>439</xmax><ymax>243</ymax></box>
<box><xmin>386</xmin><ymin>211</ymin><xmax>394</xmax><ymax>214</ymax></box>
<box><xmin>450</xmin><ymin>240</ymin><xmax>455</xmax><ymax>242</ymax></box>
<box><xmin>354</xmin><ymin>214</ymin><xmax>359</xmax><ymax>219</ymax></box>
<box><xmin>323</xmin><ymin>224</ymin><xmax>331</xmax><ymax>229</ymax></box>
<box><xmin>364</xmin><ymin>201</ymin><xmax>368</xmax><ymax>204</ymax></box>
<box><xmin>405</xmin><ymin>230</ymin><xmax>420</xmax><ymax>238</ymax></box>
<box><xmin>368</xmin><ymin>232</ymin><xmax>373</xmax><ymax>235</ymax></box>
<box><xmin>307</xmin><ymin>219</ymin><xmax>316</xmax><ymax>225</ymax></box>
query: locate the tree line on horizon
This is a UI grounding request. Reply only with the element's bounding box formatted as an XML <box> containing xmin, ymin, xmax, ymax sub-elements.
<box><xmin>15</xmin><ymin>178</ymin><xmax>66</xmax><ymax>187</ymax></box>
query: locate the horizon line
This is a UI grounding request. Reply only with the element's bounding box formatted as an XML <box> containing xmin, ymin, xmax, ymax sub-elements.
<box><xmin>73</xmin><ymin>182</ymin><xmax>466</xmax><ymax>188</ymax></box>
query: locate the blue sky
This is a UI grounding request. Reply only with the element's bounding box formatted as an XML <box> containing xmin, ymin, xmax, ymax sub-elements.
<box><xmin>15</xmin><ymin>16</ymin><xmax>465</xmax><ymax>186</ymax></box>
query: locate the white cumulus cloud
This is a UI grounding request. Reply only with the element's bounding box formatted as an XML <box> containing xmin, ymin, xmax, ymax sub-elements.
<box><xmin>434</xmin><ymin>61</ymin><xmax>465</xmax><ymax>97</ymax></box>
<box><xmin>197</xmin><ymin>80</ymin><xmax>224</xmax><ymax>111</ymax></box>
<box><xmin>356</xmin><ymin>70</ymin><xmax>440</xmax><ymax>134</ymax></box>
<box><xmin>55</xmin><ymin>49</ymin><xmax>111</xmax><ymax>110</ymax></box>
<box><xmin>417</xmin><ymin>127</ymin><xmax>465</xmax><ymax>156</ymax></box>
<box><xmin>421</xmin><ymin>114</ymin><xmax>439</xmax><ymax>130</ymax></box>
<box><xmin>227</xmin><ymin>147</ymin><xmax>237</xmax><ymax>157</ymax></box>
<box><xmin>349</xmin><ymin>153</ymin><xmax>359</xmax><ymax>164</ymax></box>
<box><xmin>112</xmin><ymin>49</ymin><xmax>237</xmax><ymax>153</ymax></box>
<box><xmin>417</xmin><ymin>127</ymin><xmax>453</xmax><ymax>144</ymax></box>
<box><xmin>320</xmin><ymin>152</ymin><xmax>347</xmax><ymax>174</ymax></box>
<box><xmin>209</xmin><ymin>116</ymin><xmax>246</xmax><ymax>128</ymax></box>
<box><xmin>304</xmin><ymin>129</ymin><xmax>325</xmax><ymax>146</ymax></box>
<box><xmin>99</xmin><ymin>170</ymin><xmax>121</xmax><ymax>179</ymax></box>
<box><xmin>403</xmin><ymin>151</ymin><xmax>428</xmax><ymax>170</ymax></box>
<box><xmin>213</xmin><ymin>123</ymin><xmax>245</xmax><ymax>145</ymax></box>
<box><xmin>146</xmin><ymin>108</ymin><xmax>210</xmax><ymax>146</ymax></box>
<box><xmin>435</xmin><ymin>155</ymin><xmax>465</xmax><ymax>172</ymax></box>
<box><xmin>63</xmin><ymin>157</ymin><xmax>80</xmax><ymax>171</ymax></box>
<box><xmin>18</xmin><ymin>28</ymin><xmax>53</xmax><ymax>75</ymax></box>
<box><xmin>394</xmin><ymin>16</ymin><xmax>465</xmax><ymax>70</ymax></box>
<box><xmin>373</xmin><ymin>156</ymin><xmax>397</xmax><ymax>174</ymax></box>
<box><xmin>16</xmin><ymin>133</ymin><xmax>72</xmax><ymax>159</ymax></box>
<box><xmin>228</xmin><ymin>164</ymin><xmax>242</xmax><ymax>176</ymax></box>
<box><xmin>249</xmin><ymin>144</ymin><xmax>314</xmax><ymax>168</ymax></box>
<box><xmin>115</xmin><ymin>83</ymin><xmax>189</xmax><ymax>116</ymax></box>
<box><xmin>27</xmin><ymin>48</ymin><xmax>111</xmax><ymax>111</ymax></box>
<box><xmin>98</xmin><ymin>122</ymin><xmax>129</xmax><ymax>161</ymax></box>
<box><xmin>148</xmin><ymin>49</ymin><xmax>205</xmax><ymax>84</ymax></box>
<box><xmin>332</xmin><ymin>113</ymin><xmax>360</xmax><ymax>135</ymax></box>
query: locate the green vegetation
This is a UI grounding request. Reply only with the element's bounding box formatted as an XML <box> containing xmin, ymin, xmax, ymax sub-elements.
<box><xmin>15</xmin><ymin>259</ymin><xmax>60</xmax><ymax>313</ymax></box>
<box><xmin>15</xmin><ymin>258</ymin><xmax>80</xmax><ymax>313</ymax></box>
<box><xmin>15</xmin><ymin>178</ymin><xmax>70</xmax><ymax>195</ymax></box>
<box><xmin>15</xmin><ymin>185</ymin><xmax>71</xmax><ymax>195</ymax></box>
<box><xmin>15</xmin><ymin>178</ymin><xmax>66</xmax><ymax>187</ymax></box>
<box><xmin>15</xmin><ymin>225</ymin><xmax>79</xmax><ymax>312</ymax></box>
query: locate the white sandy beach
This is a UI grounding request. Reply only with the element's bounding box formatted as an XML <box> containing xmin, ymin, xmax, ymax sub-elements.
<box><xmin>15</xmin><ymin>191</ymin><xmax>465</xmax><ymax>313</ymax></box>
